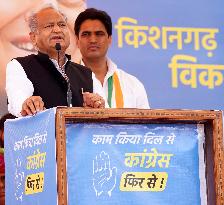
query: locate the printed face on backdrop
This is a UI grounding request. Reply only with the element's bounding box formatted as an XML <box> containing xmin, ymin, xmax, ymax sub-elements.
<box><xmin>0</xmin><ymin>0</ymin><xmax>86</xmax><ymax>116</ymax></box>
<box><xmin>76</xmin><ymin>19</ymin><xmax>112</xmax><ymax>61</ymax></box>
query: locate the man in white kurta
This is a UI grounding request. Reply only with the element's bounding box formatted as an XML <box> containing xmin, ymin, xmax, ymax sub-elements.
<box><xmin>75</xmin><ymin>8</ymin><xmax>149</xmax><ymax>109</ymax></box>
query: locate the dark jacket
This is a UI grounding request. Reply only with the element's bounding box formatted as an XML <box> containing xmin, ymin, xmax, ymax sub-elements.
<box><xmin>15</xmin><ymin>52</ymin><xmax>93</xmax><ymax>108</ymax></box>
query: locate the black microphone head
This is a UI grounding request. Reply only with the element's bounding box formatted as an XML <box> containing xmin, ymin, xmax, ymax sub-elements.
<box><xmin>55</xmin><ymin>43</ymin><xmax>61</xmax><ymax>51</ymax></box>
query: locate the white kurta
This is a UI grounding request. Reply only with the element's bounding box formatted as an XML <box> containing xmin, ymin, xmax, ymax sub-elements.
<box><xmin>84</xmin><ymin>58</ymin><xmax>150</xmax><ymax>109</ymax></box>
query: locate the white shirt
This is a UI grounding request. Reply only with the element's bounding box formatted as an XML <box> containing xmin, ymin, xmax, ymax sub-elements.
<box><xmin>82</xmin><ymin>58</ymin><xmax>150</xmax><ymax>109</ymax></box>
<box><xmin>5</xmin><ymin>58</ymin><xmax>104</xmax><ymax>117</ymax></box>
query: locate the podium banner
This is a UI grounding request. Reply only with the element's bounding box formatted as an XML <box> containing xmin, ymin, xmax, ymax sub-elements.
<box><xmin>4</xmin><ymin>108</ymin><xmax>56</xmax><ymax>205</ymax></box>
<box><xmin>66</xmin><ymin>122</ymin><xmax>207</xmax><ymax>205</ymax></box>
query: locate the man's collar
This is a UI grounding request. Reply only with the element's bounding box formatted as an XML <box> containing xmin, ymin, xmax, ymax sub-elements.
<box><xmin>80</xmin><ymin>57</ymin><xmax>117</xmax><ymax>80</ymax></box>
<box><xmin>80</xmin><ymin>57</ymin><xmax>116</xmax><ymax>73</ymax></box>
<box><xmin>37</xmin><ymin>51</ymin><xmax>71</xmax><ymax>61</ymax></box>
<box><xmin>50</xmin><ymin>57</ymin><xmax>68</xmax><ymax>70</ymax></box>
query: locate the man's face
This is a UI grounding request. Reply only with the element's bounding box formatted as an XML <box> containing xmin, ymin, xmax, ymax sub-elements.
<box><xmin>30</xmin><ymin>8</ymin><xmax>70</xmax><ymax>54</ymax></box>
<box><xmin>76</xmin><ymin>19</ymin><xmax>112</xmax><ymax>60</ymax></box>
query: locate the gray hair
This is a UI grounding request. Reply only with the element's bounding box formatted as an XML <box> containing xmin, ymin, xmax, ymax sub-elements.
<box><xmin>28</xmin><ymin>3</ymin><xmax>67</xmax><ymax>32</ymax></box>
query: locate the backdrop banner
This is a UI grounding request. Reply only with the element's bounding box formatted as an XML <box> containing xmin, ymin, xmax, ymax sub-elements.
<box><xmin>88</xmin><ymin>0</ymin><xmax>224</xmax><ymax>110</ymax></box>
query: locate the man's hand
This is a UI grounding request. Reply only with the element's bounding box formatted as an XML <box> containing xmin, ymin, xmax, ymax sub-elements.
<box><xmin>83</xmin><ymin>92</ymin><xmax>105</xmax><ymax>108</ymax></box>
<box><xmin>20</xmin><ymin>96</ymin><xmax>45</xmax><ymax>116</ymax></box>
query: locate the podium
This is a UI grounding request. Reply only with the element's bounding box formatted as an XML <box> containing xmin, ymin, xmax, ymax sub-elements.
<box><xmin>4</xmin><ymin>108</ymin><xmax>224</xmax><ymax>205</ymax></box>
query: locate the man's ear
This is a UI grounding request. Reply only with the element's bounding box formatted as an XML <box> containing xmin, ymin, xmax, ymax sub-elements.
<box><xmin>75</xmin><ymin>35</ymin><xmax>80</xmax><ymax>48</ymax></box>
<box><xmin>29</xmin><ymin>32</ymin><xmax>37</xmax><ymax>46</ymax></box>
<box><xmin>109</xmin><ymin>35</ymin><xmax>112</xmax><ymax>46</ymax></box>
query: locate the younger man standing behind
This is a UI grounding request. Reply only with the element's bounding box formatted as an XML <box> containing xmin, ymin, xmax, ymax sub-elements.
<box><xmin>74</xmin><ymin>8</ymin><xmax>149</xmax><ymax>108</ymax></box>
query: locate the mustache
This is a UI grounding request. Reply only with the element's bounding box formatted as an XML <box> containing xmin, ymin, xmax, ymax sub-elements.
<box><xmin>88</xmin><ymin>44</ymin><xmax>100</xmax><ymax>48</ymax></box>
<box><xmin>50</xmin><ymin>35</ymin><xmax>64</xmax><ymax>40</ymax></box>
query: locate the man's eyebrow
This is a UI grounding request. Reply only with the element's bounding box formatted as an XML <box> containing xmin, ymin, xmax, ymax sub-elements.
<box><xmin>95</xmin><ymin>30</ymin><xmax>106</xmax><ymax>33</ymax></box>
<box><xmin>80</xmin><ymin>31</ymin><xmax>91</xmax><ymax>34</ymax></box>
<box><xmin>58</xmin><ymin>20</ymin><xmax>66</xmax><ymax>23</ymax></box>
<box><xmin>43</xmin><ymin>20</ymin><xmax>66</xmax><ymax>24</ymax></box>
<box><xmin>81</xmin><ymin>30</ymin><xmax>105</xmax><ymax>33</ymax></box>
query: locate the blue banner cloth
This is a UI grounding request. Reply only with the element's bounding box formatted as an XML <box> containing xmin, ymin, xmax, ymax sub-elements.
<box><xmin>66</xmin><ymin>123</ymin><xmax>206</xmax><ymax>205</ymax></box>
<box><xmin>4</xmin><ymin>108</ymin><xmax>57</xmax><ymax>205</ymax></box>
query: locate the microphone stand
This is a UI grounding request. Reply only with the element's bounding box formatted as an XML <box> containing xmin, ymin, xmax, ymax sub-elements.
<box><xmin>55</xmin><ymin>43</ymin><xmax>72</xmax><ymax>107</ymax></box>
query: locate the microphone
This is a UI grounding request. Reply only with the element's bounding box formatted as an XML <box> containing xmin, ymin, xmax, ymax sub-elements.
<box><xmin>55</xmin><ymin>43</ymin><xmax>61</xmax><ymax>71</ymax></box>
<box><xmin>55</xmin><ymin>42</ymin><xmax>61</xmax><ymax>51</ymax></box>
<box><xmin>55</xmin><ymin>43</ymin><xmax>72</xmax><ymax>107</ymax></box>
